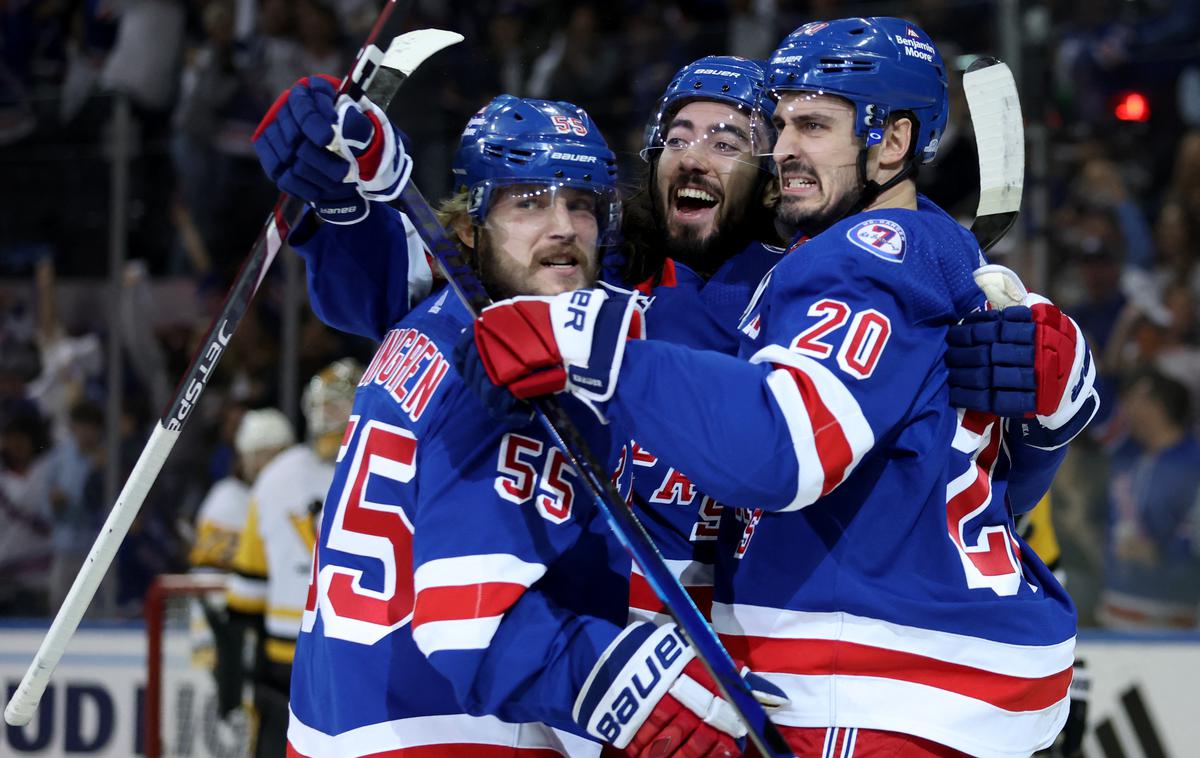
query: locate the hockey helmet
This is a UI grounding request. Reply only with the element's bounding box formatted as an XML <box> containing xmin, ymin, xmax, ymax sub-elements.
<box><xmin>302</xmin><ymin>358</ymin><xmax>363</xmax><ymax>446</ymax></box>
<box><xmin>451</xmin><ymin>95</ymin><xmax>621</xmax><ymax>246</ymax></box>
<box><xmin>766</xmin><ymin>17</ymin><xmax>949</xmax><ymax>164</ymax></box>
<box><xmin>234</xmin><ymin>408</ymin><xmax>295</xmax><ymax>456</ymax></box>
<box><xmin>642</xmin><ymin>55</ymin><xmax>774</xmax><ymax>161</ymax></box>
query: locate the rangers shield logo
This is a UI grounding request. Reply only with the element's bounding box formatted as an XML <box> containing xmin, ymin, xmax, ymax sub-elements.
<box><xmin>847</xmin><ymin>219</ymin><xmax>907</xmax><ymax>263</ymax></box>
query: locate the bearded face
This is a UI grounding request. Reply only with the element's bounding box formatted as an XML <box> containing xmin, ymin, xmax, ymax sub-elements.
<box><xmin>653</xmin><ymin>101</ymin><xmax>766</xmax><ymax>270</ymax></box>
<box><xmin>767</xmin><ymin>92</ymin><xmax>870</xmax><ymax>236</ymax></box>
<box><xmin>474</xmin><ymin>184</ymin><xmax>602</xmax><ymax>299</ymax></box>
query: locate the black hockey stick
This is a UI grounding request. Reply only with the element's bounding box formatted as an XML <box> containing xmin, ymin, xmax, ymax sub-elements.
<box><xmin>2</xmin><ymin>10</ymin><xmax>462</xmax><ymax>728</ymax></box>
<box><xmin>396</xmin><ymin>180</ymin><xmax>794</xmax><ymax>757</ymax></box>
<box><xmin>964</xmin><ymin>57</ymin><xmax>1024</xmax><ymax>251</ymax></box>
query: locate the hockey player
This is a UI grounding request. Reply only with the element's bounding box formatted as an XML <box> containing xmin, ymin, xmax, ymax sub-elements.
<box><xmin>256</xmin><ymin>53</ymin><xmax>1093</xmax><ymax>653</ymax></box>
<box><xmin>470</xmin><ymin>17</ymin><xmax>1098</xmax><ymax>757</ymax></box>
<box><xmin>256</xmin><ymin>85</ymin><xmax>781</xmax><ymax>757</ymax></box>
<box><xmin>616</xmin><ymin>56</ymin><xmax>787</xmax><ymax>624</ymax></box>
<box><xmin>227</xmin><ymin>362</ymin><xmax>359</xmax><ymax>758</ymax></box>
<box><xmin>191</xmin><ymin>408</ymin><xmax>294</xmax><ymax>719</ymax></box>
<box><xmin>190</xmin><ymin>408</ymin><xmax>295</xmax><ymax>574</ymax></box>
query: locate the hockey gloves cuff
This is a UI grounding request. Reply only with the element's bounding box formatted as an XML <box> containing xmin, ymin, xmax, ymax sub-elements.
<box><xmin>573</xmin><ymin>622</ymin><xmax>787</xmax><ymax>755</ymax></box>
<box><xmin>948</xmin><ymin>264</ymin><xmax>1099</xmax><ymax>447</ymax></box>
<box><xmin>473</xmin><ymin>285</ymin><xmax>645</xmax><ymax>422</ymax></box>
<box><xmin>253</xmin><ymin>75</ymin><xmax>411</xmax><ymax>226</ymax></box>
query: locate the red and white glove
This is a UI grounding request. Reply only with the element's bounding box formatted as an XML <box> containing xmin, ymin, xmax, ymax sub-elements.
<box><xmin>330</xmin><ymin>91</ymin><xmax>411</xmax><ymax>202</ymax></box>
<box><xmin>973</xmin><ymin>265</ymin><xmax>1099</xmax><ymax>446</ymax></box>
<box><xmin>574</xmin><ymin>623</ymin><xmax>788</xmax><ymax>757</ymax></box>
<box><xmin>253</xmin><ymin>75</ymin><xmax>410</xmax><ymax>225</ymax></box>
<box><xmin>473</xmin><ymin>285</ymin><xmax>645</xmax><ymax>418</ymax></box>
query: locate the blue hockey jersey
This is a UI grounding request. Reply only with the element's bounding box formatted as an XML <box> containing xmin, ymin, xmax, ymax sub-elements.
<box><xmin>289</xmin><ymin>198</ymin><xmax>1079</xmax><ymax>756</ymax></box>
<box><xmin>626</xmin><ymin>245</ymin><xmax>787</xmax><ymax>624</ymax></box>
<box><xmin>286</xmin><ymin>283</ymin><xmax>634</xmax><ymax>757</ymax></box>
<box><xmin>604</xmin><ymin>200</ymin><xmax>1078</xmax><ymax>758</ymax></box>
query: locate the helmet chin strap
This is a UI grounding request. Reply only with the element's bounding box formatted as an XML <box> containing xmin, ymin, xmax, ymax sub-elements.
<box><xmin>849</xmin><ymin>143</ymin><xmax>915</xmax><ymax>216</ymax></box>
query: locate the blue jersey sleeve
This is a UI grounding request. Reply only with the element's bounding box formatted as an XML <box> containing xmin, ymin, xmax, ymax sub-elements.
<box><xmin>410</xmin><ymin>385</ymin><xmax>629</xmax><ymax>734</ymax></box>
<box><xmin>609</xmin><ymin>214</ymin><xmax>978</xmax><ymax>513</ymax></box>
<box><xmin>291</xmin><ymin>204</ymin><xmax>432</xmax><ymax>341</ymax></box>
<box><xmin>1004</xmin><ymin>426</ymin><xmax>1068</xmax><ymax>513</ymax></box>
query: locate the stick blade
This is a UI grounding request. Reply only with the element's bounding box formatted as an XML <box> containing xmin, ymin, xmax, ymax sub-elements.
<box><xmin>964</xmin><ymin>57</ymin><xmax>1023</xmax><ymax>251</ymax></box>
<box><xmin>382</xmin><ymin>28</ymin><xmax>465</xmax><ymax>77</ymax></box>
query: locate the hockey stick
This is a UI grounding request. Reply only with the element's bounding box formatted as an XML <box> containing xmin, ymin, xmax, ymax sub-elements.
<box><xmin>397</xmin><ymin>179</ymin><xmax>794</xmax><ymax>757</ymax></box>
<box><xmin>2</xmin><ymin>19</ymin><xmax>463</xmax><ymax>728</ymax></box>
<box><xmin>964</xmin><ymin>57</ymin><xmax>1024</xmax><ymax>251</ymax></box>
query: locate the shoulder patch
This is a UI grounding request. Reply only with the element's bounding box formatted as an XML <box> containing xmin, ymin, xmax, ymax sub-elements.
<box><xmin>846</xmin><ymin>219</ymin><xmax>906</xmax><ymax>263</ymax></box>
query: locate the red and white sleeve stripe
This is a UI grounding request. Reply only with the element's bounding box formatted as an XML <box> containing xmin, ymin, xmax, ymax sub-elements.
<box><xmin>628</xmin><ymin>558</ymin><xmax>713</xmax><ymax>624</ymax></box>
<box><xmin>411</xmin><ymin>553</ymin><xmax>546</xmax><ymax>655</ymax></box>
<box><xmin>750</xmin><ymin>345</ymin><xmax>874</xmax><ymax>511</ymax></box>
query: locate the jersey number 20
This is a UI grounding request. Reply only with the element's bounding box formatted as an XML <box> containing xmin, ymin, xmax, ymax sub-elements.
<box><xmin>790</xmin><ymin>298</ymin><xmax>891</xmax><ymax>379</ymax></box>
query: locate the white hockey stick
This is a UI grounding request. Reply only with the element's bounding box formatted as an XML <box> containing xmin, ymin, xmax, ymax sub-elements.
<box><xmin>2</xmin><ymin>20</ymin><xmax>462</xmax><ymax>728</ymax></box>
<box><xmin>963</xmin><ymin>57</ymin><xmax>1024</xmax><ymax>251</ymax></box>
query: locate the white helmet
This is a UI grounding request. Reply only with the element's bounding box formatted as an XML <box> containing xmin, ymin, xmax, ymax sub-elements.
<box><xmin>234</xmin><ymin>408</ymin><xmax>295</xmax><ymax>455</ymax></box>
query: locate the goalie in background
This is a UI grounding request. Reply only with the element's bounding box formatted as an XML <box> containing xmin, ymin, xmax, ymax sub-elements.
<box><xmin>227</xmin><ymin>360</ymin><xmax>360</xmax><ymax>758</ymax></box>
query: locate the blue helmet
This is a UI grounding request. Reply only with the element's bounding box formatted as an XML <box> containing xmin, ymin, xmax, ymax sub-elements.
<box><xmin>451</xmin><ymin>95</ymin><xmax>620</xmax><ymax>244</ymax></box>
<box><xmin>766</xmin><ymin>17</ymin><xmax>949</xmax><ymax>164</ymax></box>
<box><xmin>643</xmin><ymin>55</ymin><xmax>774</xmax><ymax>159</ymax></box>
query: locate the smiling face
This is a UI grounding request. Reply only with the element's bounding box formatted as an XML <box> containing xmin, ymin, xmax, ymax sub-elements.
<box><xmin>654</xmin><ymin>100</ymin><xmax>765</xmax><ymax>261</ymax></box>
<box><xmin>770</xmin><ymin>91</ymin><xmax>868</xmax><ymax>235</ymax></box>
<box><xmin>473</xmin><ymin>184</ymin><xmax>602</xmax><ymax>299</ymax></box>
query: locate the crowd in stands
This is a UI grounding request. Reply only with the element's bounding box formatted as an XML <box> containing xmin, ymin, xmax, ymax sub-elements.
<box><xmin>1</xmin><ymin>0</ymin><xmax>1199</xmax><ymax>629</ymax></box>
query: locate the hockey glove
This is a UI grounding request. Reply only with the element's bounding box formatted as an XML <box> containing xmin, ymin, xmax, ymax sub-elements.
<box><xmin>473</xmin><ymin>285</ymin><xmax>645</xmax><ymax>421</ymax></box>
<box><xmin>948</xmin><ymin>265</ymin><xmax>1099</xmax><ymax>447</ymax></box>
<box><xmin>253</xmin><ymin>75</ymin><xmax>411</xmax><ymax>225</ymax></box>
<box><xmin>574</xmin><ymin>623</ymin><xmax>788</xmax><ymax>757</ymax></box>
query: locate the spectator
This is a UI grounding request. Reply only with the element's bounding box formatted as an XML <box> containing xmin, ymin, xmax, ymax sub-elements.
<box><xmin>527</xmin><ymin>5</ymin><xmax>623</xmax><ymax>130</ymax></box>
<box><xmin>0</xmin><ymin>409</ymin><xmax>53</xmax><ymax>616</ymax></box>
<box><xmin>293</xmin><ymin>0</ymin><xmax>345</xmax><ymax>76</ymax></box>
<box><xmin>1105</xmin><ymin>278</ymin><xmax>1200</xmax><ymax>406</ymax></box>
<box><xmin>44</xmin><ymin>400</ymin><xmax>107</xmax><ymax>612</ymax></box>
<box><xmin>1153</xmin><ymin>200</ymin><xmax>1200</xmax><ymax>304</ymax></box>
<box><xmin>1099</xmin><ymin>369</ymin><xmax>1200</xmax><ymax>629</ymax></box>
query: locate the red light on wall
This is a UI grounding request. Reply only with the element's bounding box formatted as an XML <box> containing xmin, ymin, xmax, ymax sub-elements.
<box><xmin>1114</xmin><ymin>92</ymin><xmax>1150</xmax><ymax>122</ymax></box>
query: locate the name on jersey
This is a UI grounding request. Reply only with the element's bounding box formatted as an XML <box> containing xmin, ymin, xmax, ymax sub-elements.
<box><xmin>847</xmin><ymin>218</ymin><xmax>906</xmax><ymax>262</ymax></box>
<box><xmin>359</xmin><ymin>328</ymin><xmax>450</xmax><ymax>422</ymax></box>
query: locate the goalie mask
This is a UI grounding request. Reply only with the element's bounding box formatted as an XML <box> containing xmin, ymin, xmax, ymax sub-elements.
<box><xmin>302</xmin><ymin>358</ymin><xmax>363</xmax><ymax>461</ymax></box>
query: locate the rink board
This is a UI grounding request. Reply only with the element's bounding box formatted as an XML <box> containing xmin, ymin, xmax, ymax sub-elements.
<box><xmin>1</xmin><ymin>622</ymin><xmax>1198</xmax><ymax>756</ymax></box>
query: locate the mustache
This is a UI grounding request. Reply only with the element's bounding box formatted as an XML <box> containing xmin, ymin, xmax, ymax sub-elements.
<box><xmin>531</xmin><ymin>243</ymin><xmax>594</xmax><ymax>265</ymax></box>
<box><xmin>777</xmin><ymin>158</ymin><xmax>817</xmax><ymax>178</ymax></box>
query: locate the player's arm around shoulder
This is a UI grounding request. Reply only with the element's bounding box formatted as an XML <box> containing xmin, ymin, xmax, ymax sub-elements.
<box><xmin>733</xmin><ymin>220</ymin><xmax>966</xmax><ymax>511</ymax></box>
